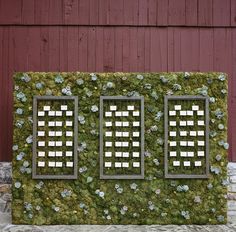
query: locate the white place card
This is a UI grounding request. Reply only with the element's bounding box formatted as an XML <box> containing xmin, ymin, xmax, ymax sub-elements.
<box><xmin>56</xmin><ymin>121</ymin><xmax>63</xmax><ymax>127</ymax></box>
<box><xmin>115</xmin><ymin>111</ymin><xmax>122</xmax><ymax>117</ymax></box>
<box><xmin>106</xmin><ymin>121</ymin><xmax>112</xmax><ymax>127</ymax></box>
<box><xmin>198</xmin><ymin>130</ymin><xmax>204</xmax><ymax>136</ymax></box>
<box><xmin>180</xmin><ymin>110</ymin><xmax>187</xmax><ymax>116</ymax></box>
<box><xmin>122</xmin><ymin>142</ymin><xmax>129</xmax><ymax>147</ymax></box>
<box><xmin>56</xmin><ymin>141</ymin><xmax>63</xmax><ymax>146</ymax></box>
<box><xmin>169</xmin><ymin>111</ymin><xmax>176</xmax><ymax>116</ymax></box>
<box><xmin>38</xmin><ymin>121</ymin><xmax>45</xmax><ymax>126</ymax></box>
<box><xmin>180</xmin><ymin>131</ymin><xmax>187</xmax><ymax>136</ymax></box>
<box><xmin>38</xmin><ymin>111</ymin><xmax>45</xmax><ymax>116</ymax></box>
<box><xmin>184</xmin><ymin>161</ymin><xmax>191</xmax><ymax>167</ymax></box>
<box><xmin>174</xmin><ymin>105</ymin><xmax>181</xmax><ymax>110</ymax></box>
<box><xmin>56</xmin><ymin>151</ymin><xmax>63</xmax><ymax>157</ymax></box>
<box><xmin>56</xmin><ymin>111</ymin><xmax>62</xmax><ymax>116</ymax></box>
<box><xmin>48</xmin><ymin>161</ymin><xmax>55</xmax><ymax>167</ymax></box>
<box><xmin>198</xmin><ymin>141</ymin><xmax>205</xmax><ymax>146</ymax></box>
<box><xmin>187</xmin><ymin>121</ymin><xmax>194</xmax><ymax>126</ymax></box>
<box><xmin>169</xmin><ymin>121</ymin><xmax>176</xmax><ymax>126</ymax></box>
<box><xmin>123</xmin><ymin>132</ymin><xmax>129</xmax><ymax>137</ymax></box>
<box><xmin>195</xmin><ymin>161</ymin><xmax>202</xmax><ymax>167</ymax></box>
<box><xmin>122</xmin><ymin>111</ymin><xmax>129</xmax><ymax>116</ymax></box>
<box><xmin>48</xmin><ymin>121</ymin><xmax>55</xmax><ymax>127</ymax></box>
<box><xmin>188</xmin><ymin>152</ymin><xmax>194</xmax><ymax>157</ymax></box>
<box><xmin>173</xmin><ymin>161</ymin><xmax>180</xmax><ymax>166</ymax></box>
<box><xmin>66</xmin><ymin>151</ymin><xmax>73</xmax><ymax>156</ymax></box>
<box><xmin>198</xmin><ymin>120</ymin><xmax>205</xmax><ymax>126</ymax></box>
<box><xmin>115</xmin><ymin>162</ymin><xmax>122</xmax><ymax>168</ymax></box>
<box><xmin>66</xmin><ymin>162</ymin><xmax>73</xmax><ymax>167</ymax></box>
<box><xmin>132</xmin><ymin>141</ymin><xmax>140</xmax><ymax>147</ymax></box>
<box><xmin>122</xmin><ymin>162</ymin><xmax>129</xmax><ymax>168</ymax></box>
<box><xmin>170</xmin><ymin>141</ymin><xmax>177</xmax><ymax>146</ymax></box>
<box><xmin>115</xmin><ymin>142</ymin><xmax>121</xmax><ymax>147</ymax></box>
<box><xmin>169</xmin><ymin>131</ymin><xmax>177</xmax><ymax>137</ymax></box>
<box><xmin>127</xmin><ymin>105</ymin><xmax>134</xmax><ymax>110</ymax></box>
<box><xmin>133</xmin><ymin>132</ymin><xmax>140</xmax><ymax>137</ymax></box>
<box><xmin>38</xmin><ymin>151</ymin><xmax>45</xmax><ymax>157</ymax></box>
<box><xmin>105</xmin><ymin>152</ymin><xmax>112</xmax><ymax>157</ymax></box>
<box><xmin>190</xmin><ymin>131</ymin><xmax>197</xmax><ymax>136</ymax></box>
<box><xmin>187</xmin><ymin>110</ymin><xmax>193</xmax><ymax>116</ymax></box>
<box><xmin>38</xmin><ymin>141</ymin><xmax>45</xmax><ymax>147</ymax></box>
<box><xmin>66</xmin><ymin>121</ymin><xmax>73</xmax><ymax>126</ymax></box>
<box><xmin>180</xmin><ymin>121</ymin><xmax>187</xmax><ymax>126</ymax></box>
<box><xmin>133</xmin><ymin>162</ymin><xmax>140</xmax><ymax>168</ymax></box>
<box><xmin>197</xmin><ymin>151</ymin><xmax>205</xmax><ymax>157</ymax></box>
<box><xmin>115</xmin><ymin>131</ymin><xmax>122</xmax><ymax>137</ymax></box>
<box><xmin>133</xmin><ymin>152</ymin><xmax>140</xmax><ymax>157</ymax></box>
<box><xmin>188</xmin><ymin>141</ymin><xmax>194</xmax><ymax>147</ymax></box>
<box><xmin>197</xmin><ymin>110</ymin><xmax>204</xmax><ymax>116</ymax></box>
<box><xmin>115</xmin><ymin>152</ymin><xmax>122</xmax><ymax>157</ymax></box>
<box><xmin>38</xmin><ymin>161</ymin><xmax>45</xmax><ymax>167</ymax></box>
<box><xmin>180</xmin><ymin>152</ymin><xmax>187</xmax><ymax>157</ymax></box>
<box><xmin>105</xmin><ymin>112</ymin><xmax>112</xmax><ymax>117</ymax></box>
<box><xmin>170</xmin><ymin>151</ymin><xmax>177</xmax><ymax>157</ymax></box>
<box><xmin>133</xmin><ymin>121</ymin><xmax>140</xmax><ymax>127</ymax></box>
<box><xmin>56</xmin><ymin>162</ymin><xmax>63</xmax><ymax>167</ymax></box>
<box><xmin>43</xmin><ymin>106</ymin><xmax>50</xmax><ymax>111</ymax></box>
<box><xmin>61</xmin><ymin>105</ymin><xmax>68</xmax><ymax>111</ymax></box>
<box><xmin>110</xmin><ymin>105</ymin><xmax>117</xmax><ymax>111</ymax></box>
<box><xmin>48</xmin><ymin>131</ymin><xmax>55</xmax><ymax>136</ymax></box>
<box><xmin>180</xmin><ymin>141</ymin><xmax>187</xmax><ymax>146</ymax></box>
<box><xmin>48</xmin><ymin>141</ymin><xmax>55</xmax><ymax>146</ymax></box>
<box><xmin>48</xmin><ymin>111</ymin><xmax>55</xmax><ymax>116</ymax></box>
<box><xmin>38</xmin><ymin>131</ymin><xmax>45</xmax><ymax>136</ymax></box>
<box><xmin>66</xmin><ymin>111</ymin><xmax>73</xmax><ymax>116</ymax></box>
<box><xmin>66</xmin><ymin>131</ymin><xmax>73</xmax><ymax>137</ymax></box>
<box><xmin>66</xmin><ymin>141</ymin><xmax>72</xmax><ymax>146</ymax></box>
<box><xmin>123</xmin><ymin>152</ymin><xmax>129</xmax><ymax>157</ymax></box>
<box><xmin>123</xmin><ymin>121</ymin><xmax>129</xmax><ymax>127</ymax></box>
<box><xmin>115</xmin><ymin>121</ymin><xmax>122</xmax><ymax>127</ymax></box>
<box><xmin>56</xmin><ymin>131</ymin><xmax>63</xmax><ymax>136</ymax></box>
<box><xmin>133</xmin><ymin>111</ymin><xmax>140</xmax><ymax>116</ymax></box>
<box><xmin>105</xmin><ymin>131</ymin><xmax>112</xmax><ymax>137</ymax></box>
<box><xmin>47</xmin><ymin>151</ymin><xmax>55</xmax><ymax>157</ymax></box>
<box><xmin>192</xmin><ymin>105</ymin><xmax>199</xmax><ymax>111</ymax></box>
<box><xmin>105</xmin><ymin>162</ymin><xmax>112</xmax><ymax>168</ymax></box>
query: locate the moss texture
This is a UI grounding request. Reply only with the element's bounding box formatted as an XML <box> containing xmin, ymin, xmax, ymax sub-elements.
<box><xmin>12</xmin><ymin>72</ymin><xmax>228</xmax><ymax>225</ymax></box>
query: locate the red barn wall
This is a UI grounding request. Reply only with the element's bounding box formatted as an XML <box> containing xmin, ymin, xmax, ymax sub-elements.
<box><xmin>0</xmin><ymin>0</ymin><xmax>236</xmax><ymax>161</ymax></box>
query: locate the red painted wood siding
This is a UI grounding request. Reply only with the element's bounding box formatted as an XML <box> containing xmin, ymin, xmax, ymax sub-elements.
<box><xmin>0</xmin><ymin>1</ymin><xmax>235</xmax><ymax>161</ymax></box>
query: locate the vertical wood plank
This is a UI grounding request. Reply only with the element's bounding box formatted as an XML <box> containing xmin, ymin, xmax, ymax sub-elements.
<box><xmin>88</xmin><ymin>27</ymin><xmax>96</xmax><ymax>72</ymax></box>
<box><xmin>63</xmin><ymin>0</ymin><xmax>79</xmax><ymax>24</ymax></box>
<box><xmin>78</xmin><ymin>0</ymin><xmax>90</xmax><ymax>25</ymax></box>
<box><xmin>109</xmin><ymin>0</ymin><xmax>124</xmax><ymax>25</ymax></box>
<box><xmin>40</xmin><ymin>27</ymin><xmax>49</xmax><ymax>71</ymax></box>
<box><xmin>22</xmin><ymin>0</ymin><xmax>35</xmax><ymax>24</ymax></box>
<box><xmin>98</xmin><ymin>0</ymin><xmax>109</xmax><ymax>25</ymax></box>
<box><xmin>231</xmin><ymin>0</ymin><xmax>236</xmax><ymax>26</ymax></box>
<box><xmin>148</xmin><ymin>0</ymin><xmax>157</xmax><ymax>25</ymax></box>
<box><xmin>95</xmin><ymin>27</ymin><xmax>104</xmax><ymax>72</ymax></box>
<box><xmin>138</xmin><ymin>0</ymin><xmax>148</xmax><ymax>25</ymax></box>
<box><xmin>103</xmin><ymin>27</ymin><xmax>114</xmax><ymax>71</ymax></box>
<box><xmin>59</xmin><ymin>27</ymin><xmax>69</xmax><ymax>71</ymax></box>
<box><xmin>48</xmin><ymin>0</ymin><xmax>63</xmax><ymax>24</ymax></box>
<box><xmin>122</xmin><ymin>27</ymin><xmax>130</xmax><ymax>72</ymax></box>
<box><xmin>185</xmin><ymin>0</ymin><xmax>198</xmax><ymax>26</ymax></box>
<box><xmin>137</xmin><ymin>28</ymin><xmax>145</xmax><ymax>72</ymax></box>
<box><xmin>49</xmin><ymin>26</ymin><xmax>60</xmax><ymax>71</ymax></box>
<box><xmin>168</xmin><ymin>0</ymin><xmax>186</xmax><ymax>25</ymax></box>
<box><xmin>114</xmin><ymin>27</ymin><xmax>123</xmax><ymax>71</ymax></box>
<box><xmin>129</xmin><ymin>27</ymin><xmax>138</xmax><ymax>71</ymax></box>
<box><xmin>78</xmin><ymin>27</ymin><xmax>88</xmax><ymax>71</ymax></box>
<box><xmin>157</xmin><ymin>0</ymin><xmax>168</xmax><ymax>25</ymax></box>
<box><xmin>68</xmin><ymin>26</ymin><xmax>79</xmax><ymax>71</ymax></box>
<box><xmin>198</xmin><ymin>0</ymin><xmax>213</xmax><ymax>26</ymax></box>
<box><xmin>89</xmin><ymin>0</ymin><xmax>99</xmax><ymax>25</ymax></box>
<box><xmin>144</xmin><ymin>28</ymin><xmax>150</xmax><ymax>71</ymax></box>
<box><xmin>123</xmin><ymin>0</ymin><xmax>139</xmax><ymax>25</ymax></box>
<box><xmin>34</xmin><ymin>0</ymin><xmax>49</xmax><ymax>24</ymax></box>
<box><xmin>213</xmin><ymin>0</ymin><xmax>231</xmax><ymax>26</ymax></box>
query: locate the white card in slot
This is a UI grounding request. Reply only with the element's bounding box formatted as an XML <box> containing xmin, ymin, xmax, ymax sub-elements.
<box><xmin>169</xmin><ymin>111</ymin><xmax>176</xmax><ymax>116</ymax></box>
<box><xmin>38</xmin><ymin>121</ymin><xmax>45</xmax><ymax>126</ymax></box>
<box><xmin>127</xmin><ymin>105</ymin><xmax>134</xmax><ymax>110</ymax></box>
<box><xmin>133</xmin><ymin>152</ymin><xmax>140</xmax><ymax>157</ymax></box>
<box><xmin>169</xmin><ymin>131</ymin><xmax>176</xmax><ymax>137</ymax></box>
<box><xmin>169</xmin><ymin>121</ymin><xmax>176</xmax><ymax>126</ymax></box>
<box><xmin>56</xmin><ymin>131</ymin><xmax>62</xmax><ymax>136</ymax></box>
<box><xmin>122</xmin><ymin>111</ymin><xmax>129</xmax><ymax>116</ymax></box>
<box><xmin>48</xmin><ymin>111</ymin><xmax>55</xmax><ymax>116</ymax></box>
<box><xmin>180</xmin><ymin>141</ymin><xmax>187</xmax><ymax>146</ymax></box>
<box><xmin>56</xmin><ymin>121</ymin><xmax>62</xmax><ymax>127</ymax></box>
<box><xmin>66</xmin><ymin>121</ymin><xmax>73</xmax><ymax>126</ymax></box>
<box><xmin>173</xmin><ymin>161</ymin><xmax>180</xmax><ymax>166</ymax></box>
<box><xmin>122</xmin><ymin>162</ymin><xmax>129</xmax><ymax>168</ymax></box>
<box><xmin>195</xmin><ymin>161</ymin><xmax>202</xmax><ymax>167</ymax></box>
<box><xmin>38</xmin><ymin>161</ymin><xmax>45</xmax><ymax>167</ymax></box>
<box><xmin>115</xmin><ymin>131</ymin><xmax>122</xmax><ymax>137</ymax></box>
<box><xmin>48</xmin><ymin>161</ymin><xmax>55</xmax><ymax>167</ymax></box>
<box><xmin>115</xmin><ymin>111</ymin><xmax>122</xmax><ymax>117</ymax></box>
<box><xmin>184</xmin><ymin>161</ymin><xmax>191</xmax><ymax>167</ymax></box>
<box><xmin>38</xmin><ymin>111</ymin><xmax>45</xmax><ymax>116</ymax></box>
<box><xmin>174</xmin><ymin>105</ymin><xmax>181</xmax><ymax>110</ymax></box>
<box><xmin>180</xmin><ymin>131</ymin><xmax>187</xmax><ymax>136</ymax></box>
<box><xmin>180</xmin><ymin>111</ymin><xmax>187</xmax><ymax>116</ymax></box>
<box><xmin>38</xmin><ymin>151</ymin><xmax>45</xmax><ymax>157</ymax></box>
<box><xmin>192</xmin><ymin>105</ymin><xmax>199</xmax><ymax>111</ymax></box>
<box><xmin>66</xmin><ymin>131</ymin><xmax>73</xmax><ymax>137</ymax></box>
<box><xmin>198</xmin><ymin>131</ymin><xmax>204</xmax><ymax>136</ymax></box>
<box><xmin>43</xmin><ymin>106</ymin><xmax>50</xmax><ymax>111</ymax></box>
<box><xmin>66</xmin><ymin>111</ymin><xmax>73</xmax><ymax>116</ymax></box>
<box><xmin>66</xmin><ymin>162</ymin><xmax>73</xmax><ymax>167</ymax></box>
<box><xmin>105</xmin><ymin>112</ymin><xmax>112</xmax><ymax>117</ymax></box>
<box><xmin>188</xmin><ymin>152</ymin><xmax>194</xmax><ymax>157</ymax></box>
<box><xmin>132</xmin><ymin>141</ymin><xmax>139</xmax><ymax>147</ymax></box>
<box><xmin>48</xmin><ymin>121</ymin><xmax>55</xmax><ymax>127</ymax></box>
<box><xmin>56</xmin><ymin>151</ymin><xmax>63</xmax><ymax>157</ymax></box>
<box><xmin>122</xmin><ymin>142</ymin><xmax>129</xmax><ymax>147</ymax></box>
<box><xmin>66</xmin><ymin>151</ymin><xmax>73</xmax><ymax>156</ymax></box>
<box><xmin>197</xmin><ymin>110</ymin><xmax>204</xmax><ymax>116</ymax></box>
<box><xmin>133</xmin><ymin>111</ymin><xmax>140</xmax><ymax>116</ymax></box>
<box><xmin>133</xmin><ymin>132</ymin><xmax>140</xmax><ymax>137</ymax></box>
<box><xmin>190</xmin><ymin>131</ymin><xmax>196</xmax><ymax>136</ymax></box>
<box><xmin>106</xmin><ymin>121</ymin><xmax>112</xmax><ymax>127</ymax></box>
<box><xmin>106</xmin><ymin>131</ymin><xmax>112</xmax><ymax>137</ymax></box>
<box><xmin>115</xmin><ymin>152</ymin><xmax>122</xmax><ymax>157</ymax></box>
<box><xmin>38</xmin><ymin>141</ymin><xmax>45</xmax><ymax>147</ymax></box>
<box><xmin>61</xmin><ymin>105</ymin><xmax>68</xmax><ymax>111</ymax></box>
<box><xmin>110</xmin><ymin>105</ymin><xmax>117</xmax><ymax>111</ymax></box>
<box><xmin>105</xmin><ymin>152</ymin><xmax>112</xmax><ymax>157</ymax></box>
<box><xmin>115</xmin><ymin>142</ymin><xmax>121</xmax><ymax>147</ymax></box>
<box><xmin>133</xmin><ymin>121</ymin><xmax>140</xmax><ymax>127</ymax></box>
<box><xmin>123</xmin><ymin>132</ymin><xmax>129</xmax><ymax>137</ymax></box>
<box><xmin>38</xmin><ymin>131</ymin><xmax>45</xmax><ymax>136</ymax></box>
<box><xmin>105</xmin><ymin>162</ymin><xmax>112</xmax><ymax>168</ymax></box>
<box><xmin>123</xmin><ymin>152</ymin><xmax>129</xmax><ymax>157</ymax></box>
<box><xmin>170</xmin><ymin>151</ymin><xmax>177</xmax><ymax>157</ymax></box>
<box><xmin>133</xmin><ymin>162</ymin><xmax>140</xmax><ymax>167</ymax></box>
<box><xmin>115</xmin><ymin>162</ymin><xmax>122</xmax><ymax>168</ymax></box>
<box><xmin>115</xmin><ymin>121</ymin><xmax>122</xmax><ymax>127</ymax></box>
<box><xmin>48</xmin><ymin>131</ymin><xmax>55</xmax><ymax>136</ymax></box>
<box><xmin>187</xmin><ymin>110</ymin><xmax>193</xmax><ymax>116</ymax></box>
<box><xmin>56</xmin><ymin>141</ymin><xmax>63</xmax><ymax>146</ymax></box>
<box><xmin>188</xmin><ymin>141</ymin><xmax>194</xmax><ymax>146</ymax></box>
<box><xmin>198</xmin><ymin>120</ymin><xmax>204</xmax><ymax>126</ymax></box>
<box><xmin>198</xmin><ymin>141</ymin><xmax>205</xmax><ymax>146</ymax></box>
<box><xmin>48</xmin><ymin>141</ymin><xmax>55</xmax><ymax>146</ymax></box>
<box><xmin>123</xmin><ymin>122</ymin><xmax>129</xmax><ymax>127</ymax></box>
<box><xmin>169</xmin><ymin>141</ymin><xmax>177</xmax><ymax>146</ymax></box>
<box><xmin>56</xmin><ymin>111</ymin><xmax>62</xmax><ymax>116</ymax></box>
<box><xmin>180</xmin><ymin>121</ymin><xmax>186</xmax><ymax>126</ymax></box>
<box><xmin>56</xmin><ymin>162</ymin><xmax>63</xmax><ymax>167</ymax></box>
<box><xmin>180</xmin><ymin>152</ymin><xmax>187</xmax><ymax>157</ymax></box>
<box><xmin>197</xmin><ymin>151</ymin><xmax>205</xmax><ymax>157</ymax></box>
<box><xmin>66</xmin><ymin>141</ymin><xmax>72</xmax><ymax>146</ymax></box>
<box><xmin>187</xmin><ymin>121</ymin><xmax>194</xmax><ymax>126</ymax></box>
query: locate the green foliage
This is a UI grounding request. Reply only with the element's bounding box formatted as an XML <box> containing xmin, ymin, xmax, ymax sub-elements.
<box><xmin>12</xmin><ymin>72</ymin><xmax>228</xmax><ymax>224</ymax></box>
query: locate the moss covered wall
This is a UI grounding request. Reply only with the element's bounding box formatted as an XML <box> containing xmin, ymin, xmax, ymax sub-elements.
<box><xmin>12</xmin><ymin>72</ymin><xmax>228</xmax><ymax>225</ymax></box>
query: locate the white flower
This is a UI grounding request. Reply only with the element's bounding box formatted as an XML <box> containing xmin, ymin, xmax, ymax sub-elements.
<box><xmin>91</xmin><ymin>105</ymin><xmax>98</xmax><ymax>112</ymax></box>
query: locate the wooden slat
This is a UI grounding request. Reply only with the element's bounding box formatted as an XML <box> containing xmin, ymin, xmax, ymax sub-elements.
<box><xmin>78</xmin><ymin>27</ymin><xmax>88</xmax><ymax>71</ymax></box>
<box><xmin>103</xmin><ymin>27</ymin><xmax>114</xmax><ymax>72</ymax></box>
<box><xmin>22</xmin><ymin>0</ymin><xmax>35</xmax><ymax>24</ymax></box>
<box><xmin>157</xmin><ymin>0</ymin><xmax>168</xmax><ymax>25</ymax></box>
<box><xmin>95</xmin><ymin>27</ymin><xmax>104</xmax><ymax>72</ymax></box>
<box><xmin>122</xmin><ymin>27</ymin><xmax>130</xmax><ymax>72</ymax></box>
<box><xmin>87</xmin><ymin>27</ymin><xmax>96</xmax><ymax>72</ymax></box>
<box><xmin>34</xmin><ymin>0</ymin><xmax>50</xmax><ymax>25</ymax></box>
<box><xmin>129</xmin><ymin>27</ymin><xmax>138</xmax><ymax>71</ymax></box>
<box><xmin>231</xmin><ymin>0</ymin><xmax>236</xmax><ymax>26</ymax></box>
<box><xmin>123</xmin><ymin>0</ymin><xmax>138</xmax><ymax>25</ymax></box>
<box><xmin>168</xmin><ymin>0</ymin><xmax>186</xmax><ymax>26</ymax></box>
<box><xmin>114</xmin><ymin>27</ymin><xmax>123</xmax><ymax>71</ymax></box>
<box><xmin>137</xmin><ymin>27</ymin><xmax>145</xmax><ymax>72</ymax></box>
<box><xmin>185</xmin><ymin>0</ymin><xmax>198</xmax><ymax>26</ymax></box>
<box><xmin>138</xmin><ymin>0</ymin><xmax>148</xmax><ymax>25</ymax></box>
<box><xmin>213</xmin><ymin>0</ymin><xmax>231</xmax><ymax>26</ymax></box>
<box><xmin>109</xmin><ymin>0</ymin><xmax>124</xmax><ymax>25</ymax></box>
<box><xmin>148</xmin><ymin>0</ymin><xmax>157</xmax><ymax>25</ymax></box>
<box><xmin>89</xmin><ymin>0</ymin><xmax>99</xmax><ymax>25</ymax></box>
<box><xmin>63</xmin><ymin>0</ymin><xmax>79</xmax><ymax>24</ymax></box>
<box><xmin>78</xmin><ymin>0</ymin><xmax>90</xmax><ymax>25</ymax></box>
<box><xmin>198</xmin><ymin>0</ymin><xmax>213</xmax><ymax>26</ymax></box>
<box><xmin>40</xmin><ymin>27</ymin><xmax>50</xmax><ymax>71</ymax></box>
